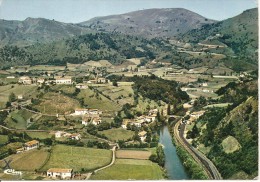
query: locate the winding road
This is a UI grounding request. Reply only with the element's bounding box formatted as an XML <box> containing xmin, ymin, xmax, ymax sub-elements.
<box><xmin>173</xmin><ymin>118</ymin><xmax>222</xmax><ymax>180</ymax></box>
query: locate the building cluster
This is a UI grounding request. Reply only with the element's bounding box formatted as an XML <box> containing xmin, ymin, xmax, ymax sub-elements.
<box><xmin>16</xmin><ymin>140</ymin><xmax>39</xmax><ymax>153</ymax></box>
<box><xmin>71</xmin><ymin>108</ymin><xmax>102</xmax><ymax>126</ymax></box>
<box><xmin>54</xmin><ymin>131</ymin><xmax>81</xmax><ymax>140</ymax></box>
<box><xmin>47</xmin><ymin>168</ymin><xmax>73</xmax><ymax>179</ymax></box>
<box><xmin>18</xmin><ymin>76</ymin><xmax>73</xmax><ymax>85</ymax></box>
<box><xmin>121</xmin><ymin>109</ymin><xmax>158</xmax><ymax>129</ymax></box>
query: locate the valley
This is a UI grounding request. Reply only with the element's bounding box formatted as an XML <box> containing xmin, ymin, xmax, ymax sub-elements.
<box><xmin>0</xmin><ymin>5</ymin><xmax>258</xmax><ymax>181</ymax></box>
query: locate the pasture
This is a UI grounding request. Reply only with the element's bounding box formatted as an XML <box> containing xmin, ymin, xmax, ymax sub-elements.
<box><xmin>4</xmin><ymin>109</ymin><xmax>33</xmax><ymax>129</ymax></box>
<box><xmin>116</xmin><ymin>150</ymin><xmax>151</xmax><ymax>160</ymax></box>
<box><xmin>34</xmin><ymin>92</ymin><xmax>80</xmax><ymax>115</ymax></box>
<box><xmin>25</xmin><ymin>131</ymin><xmax>53</xmax><ymax>139</ymax></box>
<box><xmin>94</xmin><ymin>84</ymin><xmax>134</xmax><ymax>106</ymax></box>
<box><xmin>41</xmin><ymin>145</ymin><xmax>112</xmax><ymax>172</ymax></box>
<box><xmin>0</xmin><ymin>135</ymin><xmax>8</xmax><ymax>145</ymax></box>
<box><xmin>90</xmin><ymin>159</ymin><xmax>164</xmax><ymax>180</ymax></box>
<box><xmin>0</xmin><ymin>149</ymin><xmax>49</xmax><ymax>171</ymax></box>
<box><xmin>77</xmin><ymin>88</ymin><xmax>121</xmax><ymax>113</ymax></box>
<box><xmin>98</xmin><ymin>128</ymin><xmax>135</xmax><ymax>142</ymax></box>
<box><xmin>0</xmin><ymin>84</ymin><xmax>38</xmax><ymax>109</ymax></box>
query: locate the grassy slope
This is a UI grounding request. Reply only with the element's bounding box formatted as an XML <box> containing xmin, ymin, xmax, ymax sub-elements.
<box><xmin>42</xmin><ymin>145</ymin><xmax>112</xmax><ymax>172</ymax></box>
<box><xmin>90</xmin><ymin>159</ymin><xmax>164</xmax><ymax>180</ymax></box>
<box><xmin>98</xmin><ymin>128</ymin><xmax>135</xmax><ymax>142</ymax></box>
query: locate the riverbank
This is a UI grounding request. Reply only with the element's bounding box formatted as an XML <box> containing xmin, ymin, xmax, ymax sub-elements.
<box><xmin>159</xmin><ymin>125</ymin><xmax>189</xmax><ymax>180</ymax></box>
<box><xmin>169</xmin><ymin>121</ymin><xmax>209</xmax><ymax>179</ymax></box>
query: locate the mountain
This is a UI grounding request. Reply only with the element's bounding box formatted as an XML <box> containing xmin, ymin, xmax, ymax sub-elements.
<box><xmin>179</xmin><ymin>8</ymin><xmax>258</xmax><ymax>63</ymax></box>
<box><xmin>0</xmin><ymin>18</ymin><xmax>93</xmax><ymax>47</ymax></box>
<box><xmin>0</xmin><ymin>32</ymin><xmax>173</xmax><ymax>68</ymax></box>
<box><xmin>80</xmin><ymin>8</ymin><xmax>216</xmax><ymax>38</ymax></box>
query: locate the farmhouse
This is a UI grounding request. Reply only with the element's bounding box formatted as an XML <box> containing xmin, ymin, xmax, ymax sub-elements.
<box><xmin>55</xmin><ymin>131</ymin><xmax>64</xmax><ymax>138</ymax></box>
<box><xmin>69</xmin><ymin>133</ymin><xmax>81</xmax><ymax>140</ymax></box>
<box><xmin>18</xmin><ymin>76</ymin><xmax>32</xmax><ymax>85</ymax></box>
<box><xmin>138</xmin><ymin>131</ymin><xmax>147</xmax><ymax>142</ymax></box>
<box><xmin>74</xmin><ymin>108</ymin><xmax>89</xmax><ymax>115</ymax></box>
<box><xmin>76</xmin><ymin>84</ymin><xmax>88</xmax><ymax>89</ymax></box>
<box><xmin>92</xmin><ymin>117</ymin><xmax>102</xmax><ymax>125</ymax></box>
<box><xmin>6</xmin><ymin>76</ymin><xmax>15</xmax><ymax>79</ymax></box>
<box><xmin>24</xmin><ymin>140</ymin><xmax>39</xmax><ymax>151</ymax></box>
<box><xmin>82</xmin><ymin>116</ymin><xmax>91</xmax><ymax>126</ymax></box>
<box><xmin>97</xmin><ymin>77</ymin><xmax>107</xmax><ymax>83</ymax></box>
<box><xmin>122</xmin><ymin>119</ymin><xmax>135</xmax><ymax>129</ymax></box>
<box><xmin>55</xmin><ymin>76</ymin><xmax>72</xmax><ymax>84</ymax></box>
<box><xmin>37</xmin><ymin>78</ymin><xmax>45</xmax><ymax>84</ymax></box>
<box><xmin>17</xmin><ymin>95</ymin><xmax>23</xmax><ymax>100</ymax></box>
<box><xmin>47</xmin><ymin>168</ymin><xmax>73</xmax><ymax>179</ymax></box>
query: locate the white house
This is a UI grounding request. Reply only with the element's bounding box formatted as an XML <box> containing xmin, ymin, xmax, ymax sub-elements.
<box><xmin>138</xmin><ymin>131</ymin><xmax>147</xmax><ymax>142</ymax></box>
<box><xmin>202</xmin><ymin>82</ymin><xmax>208</xmax><ymax>87</ymax></box>
<box><xmin>17</xmin><ymin>95</ymin><xmax>23</xmax><ymax>100</ymax></box>
<box><xmin>55</xmin><ymin>131</ymin><xmax>63</xmax><ymax>138</ymax></box>
<box><xmin>82</xmin><ymin>116</ymin><xmax>91</xmax><ymax>126</ymax></box>
<box><xmin>24</xmin><ymin>140</ymin><xmax>39</xmax><ymax>151</ymax></box>
<box><xmin>47</xmin><ymin>168</ymin><xmax>73</xmax><ymax>179</ymax></box>
<box><xmin>55</xmin><ymin>76</ymin><xmax>72</xmax><ymax>84</ymax></box>
<box><xmin>6</xmin><ymin>76</ymin><xmax>15</xmax><ymax>79</ymax></box>
<box><xmin>69</xmin><ymin>133</ymin><xmax>81</xmax><ymax>140</ymax></box>
<box><xmin>89</xmin><ymin>109</ymin><xmax>102</xmax><ymax>115</ymax></box>
<box><xmin>190</xmin><ymin>110</ymin><xmax>205</xmax><ymax>119</ymax></box>
<box><xmin>92</xmin><ymin>117</ymin><xmax>102</xmax><ymax>125</ymax></box>
<box><xmin>37</xmin><ymin>78</ymin><xmax>45</xmax><ymax>84</ymax></box>
<box><xmin>74</xmin><ymin>109</ymin><xmax>89</xmax><ymax>115</ymax></box>
<box><xmin>18</xmin><ymin>76</ymin><xmax>32</xmax><ymax>85</ymax></box>
<box><xmin>76</xmin><ymin>84</ymin><xmax>88</xmax><ymax>89</ymax></box>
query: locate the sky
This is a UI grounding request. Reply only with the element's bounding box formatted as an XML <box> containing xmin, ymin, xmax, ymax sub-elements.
<box><xmin>0</xmin><ymin>0</ymin><xmax>258</xmax><ymax>23</ymax></box>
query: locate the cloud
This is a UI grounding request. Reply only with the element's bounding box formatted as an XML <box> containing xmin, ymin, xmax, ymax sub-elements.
<box><xmin>0</xmin><ymin>0</ymin><xmax>3</xmax><ymax>6</ymax></box>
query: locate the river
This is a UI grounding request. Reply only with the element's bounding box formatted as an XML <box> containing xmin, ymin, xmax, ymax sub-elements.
<box><xmin>159</xmin><ymin>125</ymin><xmax>189</xmax><ymax>180</ymax></box>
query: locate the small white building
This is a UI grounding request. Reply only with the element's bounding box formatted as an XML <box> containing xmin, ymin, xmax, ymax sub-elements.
<box><xmin>89</xmin><ymin>109</ymin><xmax>102</xmax><ymax>115</ymax></box>
<box><xmin>55</xmin><ymin>131</ymin><xmax>63</xmax><ymax>138</ymax></box>
<box><xmin>76</xmin><ymin>84</ymin><xmax>88</xmax><ymax>89</ymax></box>
<box><xmin>75</xmin><ymin>109</ymin><xmax>89</xmax><ymax>115</ymax></box>
<box><xmin>24</xmin><ymin>140</ymin><xmax>39</xmax><ymax>151</ymax></box>
<box><xmin>17</xmin><ymin>95</ymin><xmax>23</xmax><ymax>100</ymax></box>
<box><xmin>55</xmin><ymin>76</ymin><xmax>72</xmax><ymax>84</ymax></box>
<box><xmin>202</xmin><ymin>82</ymin><xmax>208</xmax><ymax>87</ymax></box>
<box><xmin>47</xmin><ymin>168</ymin><xmax>73</xmax><ymax>179</ymax></box>
<box><xmin>6</xmin><ymin>76</ymin><xmax>15</xmax><ymax>79</ymax></box>
<box><xmin>92</xmin><ymin>117</ymin><xmax>102</xmax><ymax>125</ymax></box>
<box><xmin>69</xmin><ymin>133</ymin><xmax>81</xmax><ymax>140</ymax></box>
<box><xmin>138</xmin><ymin>131</ymin><xmax>147</xmax><ymax>142</ymax></box>
<box><xmin>82</xmin><ymin>116</ymin><xmax>91</xmax><ymax>126</ymax></box>
<box><xmin>37</xmin><ymin>78</ymin><xmax>45</xmax><ymax>84</ymax></box>
<box><xmin>18</xmin><ymin>76</ymin><xmax>32</xmax><ymax>85</ymax></box>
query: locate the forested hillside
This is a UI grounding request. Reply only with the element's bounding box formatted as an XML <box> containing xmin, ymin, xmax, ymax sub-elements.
<box><xmin>0</xmin><ymin>32</ymin><xmax>172</xmax><ymax>69</ymax></box>
<box><xmin>189</xmin><ymin>80</ymin><xmax>258</xmax><ymax>179</ymax></box>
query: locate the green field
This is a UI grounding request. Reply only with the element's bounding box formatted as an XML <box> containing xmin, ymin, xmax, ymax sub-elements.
<box><xmin>26</xmin><ymin>131</ymin><xmax>53</xmax><ymax>139</ymax></box>
<box><xmin>94</xmin><ymin>84</ymin><xmax>134</xmax><ymax>106</ymax></box>
<box><xmin>98</xmin><ymin>128</ymin><xmax>135</xmax><ymax>142</ymax></box>
<box><xmin>42</xmin><ymin>145</ymin><xmax>112</xmax><ymax>172</ymax></box>
<box><xmin>0</xmin><ymin>148</ymin><xmax>49</xmax><ymax>171</ymax></box>
<box><xmin>90</xmin><ymin>159</ymin><xmax>164</xmax><ymax>180</ymax></box>
<box><xmin>0</xmin><ymin>135</ymin><xmax>8</xmax><ymax>145</ymax></box>
<box><xmin>4</xmin><ymin>110</ymin><xmax>31</xmax><ymax>129</ymax></box>
<box><xmin>34</xmin><ymin>92</ymin><xmax>80</xmax><ymax>115</ymax></box>
<box><xmin>77</xmin><ymin>88</ymin><xmax>121</xmax><ymax>112</ymax></box>
<box><xmin>0</xmin><ymin>84</ymin><xmax>38</xmax><ymax>109</ymax></box>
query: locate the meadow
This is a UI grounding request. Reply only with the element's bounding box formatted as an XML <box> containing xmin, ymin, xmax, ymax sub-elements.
<box><xmin>0</xmin><ymin>149</ymin><xmax>49</xmax><ymax>171</ymax></box>
<box><xmin>90</xmin><ymin>159</ymin><xmax>164</xmax><ymax>180</ymax></box>
<box><xmin>98</xmin><ymin>128</ymin><xmax>135</xmax><ymax>142</ymax></box>
<box><xmin>41</xmin><ymin>145</ymin><xmax>112</xmax><ymax>172</ymax></box>
<box><xmin>34</xmin><ymin>92</ymin><xmax>80</xmax><ymax>115</ymax></box>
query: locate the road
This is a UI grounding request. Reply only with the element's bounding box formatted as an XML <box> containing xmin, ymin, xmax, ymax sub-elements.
<box><xmin>173</xmin><ymin>118</ymin><xmax>222</xmax><ymax>180</ymax></box>
<box><xmin>85</xmin><ymin>146</ymin><xmax>116</xmax><ymax>180</ymax></box>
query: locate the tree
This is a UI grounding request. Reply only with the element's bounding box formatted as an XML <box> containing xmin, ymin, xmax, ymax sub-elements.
<box><xmin>9</xmin><ymin>92</ymin><xmax>16</xmax><ymax>102</ymax></box>
<box><xmin>112</xmin><ymin>80</ymin><xmax>118</xmax><ymax>87</ymax></box>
